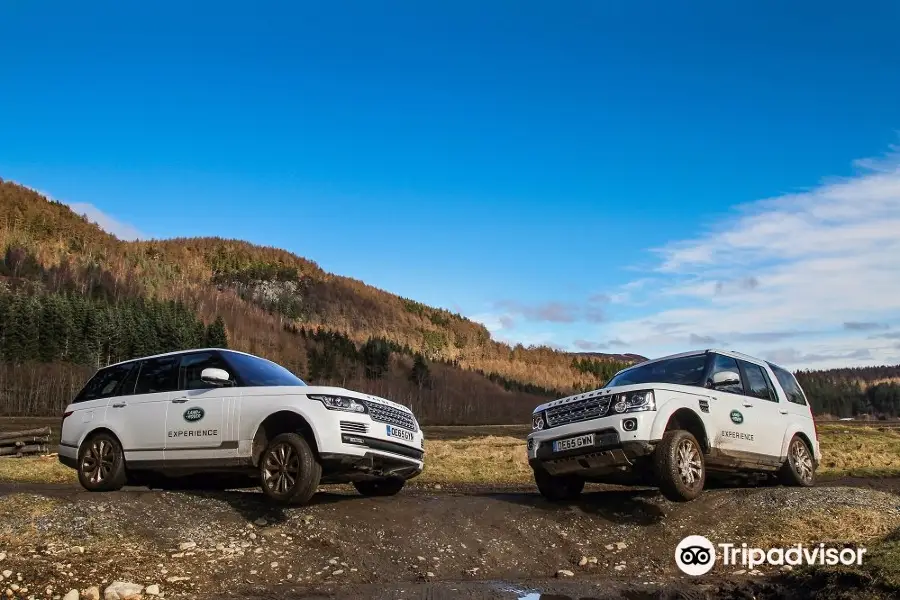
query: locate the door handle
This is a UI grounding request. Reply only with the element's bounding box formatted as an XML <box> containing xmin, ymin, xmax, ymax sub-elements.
<box><xmin>172</xmin><ymin>397</ymin><xmax>189</xmax><ymax>404</ymax></box>
<box><xmin>742</xmin><ymin>401</ymin><xmax>753</xmax><ymax>407</ymax></box>
<box><xmin>111</xmin><ymin>402</ymin><xmax>126</xmax><ymax>408</ymax></box>
<box><xmin>779</xmin><ymin>409</ymin><xmax>788</xmax><ymax>415</ymax></box>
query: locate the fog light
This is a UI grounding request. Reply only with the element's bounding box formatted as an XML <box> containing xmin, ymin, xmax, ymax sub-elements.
<box><xmin>527</xmin><ymin>438</ymin><xmax>535</xmax><ymax>451</ymax></box>
<box><xmin>622</xmin><ymin>418</ymin><xmax>637</xmax><ymax>432</ymax></box>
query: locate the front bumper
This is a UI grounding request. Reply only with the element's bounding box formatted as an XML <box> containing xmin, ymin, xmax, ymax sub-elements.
<box><xmin>320</xmin><ymin>450</ymin><xmax>423</xmax><ymax>483</ymax></box>
<box><xmin>310</xmin><ymin>407</ymin><xmax>425</xmax><ymax>479</ymax></box>
<box><xmin>527</xmin><ymin>413</ymin><xmax>656</xmax><ymax>476</ymax></box>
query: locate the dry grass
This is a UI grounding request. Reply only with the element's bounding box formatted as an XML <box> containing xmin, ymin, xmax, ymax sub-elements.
<box><xmin>0</xmin><ymin>455</ymin><xmax>76</xmax><ymax>484</ymax></box>
<box><xmin>817</xmin><ymin>424</ymin><xmax>900</xmax><ymax>477</ymax></box>
<box><xmin>757</xmin><ymin>506</ymin><xmax>900</xmax><ymax>547</ymax></box>
<box><xmin>419</xmin><ymin>436</ymin><xmax>532</xmax><ymax>484</ymax></box>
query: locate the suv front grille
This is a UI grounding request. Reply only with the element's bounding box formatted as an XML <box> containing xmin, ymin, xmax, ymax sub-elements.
<box><xmin>365</xmin><ymin>401</ymin><xmax>417</xmax><ymax>432</ymax></box>
<box><xmin>544</xmin><ymin>395</ymin><xmax>612</xmax><ymax>428</ymax></box>
<box><xmin>340</xmin><ymin>421</ymin><xmax>368</xmax><ymax>434</ymax></box>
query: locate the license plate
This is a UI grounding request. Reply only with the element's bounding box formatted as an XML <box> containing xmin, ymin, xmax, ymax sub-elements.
<box><xmin>553</xmin><ymin>434</ymin><xmax>595</xmax><ymax>452</ymax></box>
<box><xmin>386</xmin><ymin>424</ymin><xmax>414</xmax><ymax>442</ymax></box>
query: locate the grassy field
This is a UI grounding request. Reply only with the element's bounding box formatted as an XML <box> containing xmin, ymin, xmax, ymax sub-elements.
<box><xmin>1</xmin><ymin>419</ymin><xmax>899</xmax><ymax>486</ymax></box>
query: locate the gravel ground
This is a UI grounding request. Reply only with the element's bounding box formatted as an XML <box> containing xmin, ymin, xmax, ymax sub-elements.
<box><xmin>0</xmin><ymin>479</ymin><xmax>897</xmax><ymax>599</ymax></box>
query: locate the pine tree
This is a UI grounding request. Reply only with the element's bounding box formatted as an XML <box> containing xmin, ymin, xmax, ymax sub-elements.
<box><xmin>206</xmin><ymin>316</ymin><xmax>228</xmax><ymax>348</ymax></box>
<box><xmin>409</xmin><ymin>353</ymin><xmax>432</xmax><ymax>389</ymax></box>
<box><xmin>361</xmin><ymin>337</ymin><xmax>391</xmax><ymax>380</ymax></box>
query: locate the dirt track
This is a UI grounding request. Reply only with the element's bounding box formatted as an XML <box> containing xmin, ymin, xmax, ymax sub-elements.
<box><xmin>0</xmin><ymin>477</ymin><xmax>898</xmax><ymax>599</ymax></box>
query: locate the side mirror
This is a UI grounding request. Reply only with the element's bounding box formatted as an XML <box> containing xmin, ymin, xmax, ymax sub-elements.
<box><xmin>711</xmin><ymin>370</ymin><xmax>741</xmax><ymax>388</ymax></box>
<box><xmin>201</xmin><ymin>367</ymin><xmax>232</xmax><ymax>386</ymax></box>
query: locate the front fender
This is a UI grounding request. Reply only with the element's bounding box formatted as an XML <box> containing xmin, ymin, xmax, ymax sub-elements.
<box><xmin>246</xmin><ymin>405</ymin><xmax>324</xmax><ymax>451</ymax></box>
<box><xmin>648</xmin><ymin>394</ymin><xmax>714</xmax><ymax>442</ymax></box>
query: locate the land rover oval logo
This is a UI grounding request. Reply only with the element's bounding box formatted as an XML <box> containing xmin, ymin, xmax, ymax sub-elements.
<box><xmin>184</xmin><ymin>407</ymin><xmax>205</xmax><ymax>422</ymax></box>
<box><xmin>730</xmin><ymin>410</ymin><xmax>743</xmax><ymax>424</ymax></box>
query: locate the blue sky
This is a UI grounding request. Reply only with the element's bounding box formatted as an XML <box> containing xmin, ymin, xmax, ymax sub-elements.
<box><xmin>2</xmin><ymin>1</ymin><xmax>900</xmax><ymax>369</ymax></box>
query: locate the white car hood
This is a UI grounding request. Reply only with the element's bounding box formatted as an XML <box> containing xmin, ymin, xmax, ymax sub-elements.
<box><xmin>533</xmin><ymin>382</ymin><xmax>707</xmax><ymax>413</ymax></box>
<box><xmin>238</xmin><ymin>385</ymin><xmax>414</xmax><ymax>414</ymax></box>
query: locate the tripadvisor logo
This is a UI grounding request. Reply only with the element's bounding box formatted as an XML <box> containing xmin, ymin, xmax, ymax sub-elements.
<box><xmin>184</xmin><ymin>407</ymin><xmax>205</xmax><ymax>422</ymax></box>
<box><xmin>730</xmin><ymin>410</ymin><xmax>743</xmax><ymax>424</ymax></box>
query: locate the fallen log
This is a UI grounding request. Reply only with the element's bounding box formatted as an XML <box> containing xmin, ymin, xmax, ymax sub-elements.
<box><xmin>0</xmin><ymin>436</ymin><xmax>51</xmax><ymax>447</ymax></box>
<box><xmin>0</xmin><ymin>427</ymin><xmax>52</xmax><ymax>442</ymax></box>
<box><xmin>0</xmin><ymin>444</ymin><xmax>48</xmax><ymax>456</ymax></box>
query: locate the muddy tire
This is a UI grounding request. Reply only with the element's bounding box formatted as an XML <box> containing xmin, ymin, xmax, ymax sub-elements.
<box><xmin>654</xmin><ymin>429</ymin><xmax>705</xmax><ymax>502</ymax></box>
<box><xmin>259</xmin><ymin>433</ymin><xmax>322</xmax><ymax>505</ymax></box>
<box><xmin>353</xmin><ymin>478</ymin><xmax>406</xmax><ymax>497</ymax></box>
<box><xmin>77</xmin><ymin>432</ymin><xmax>127</xmax><ymax>492</ymax></box>
<box><xmin>779</xmin><ymin>435</ymin><xmax>815</xmax><ymax>487</ymax></box>
<box><xmin>533</xmin><ymin>469</ymin><xmax>584</xmax><ymax>501</ymax></box>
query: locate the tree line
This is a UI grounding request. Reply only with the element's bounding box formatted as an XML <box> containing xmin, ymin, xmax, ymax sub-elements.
<box><xmin>796</xmin><ymin>370</ymin><xmax>900</xmax><ymax>418</ymax></box>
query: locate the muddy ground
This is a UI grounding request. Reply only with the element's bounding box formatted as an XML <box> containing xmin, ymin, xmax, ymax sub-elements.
<box><xmin>0</xmin><ymin>477</ymin><xmax>898</xmax><ymax>600</ymax></box>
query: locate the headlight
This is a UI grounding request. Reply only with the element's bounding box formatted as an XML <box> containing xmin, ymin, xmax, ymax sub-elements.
<box><xmin>620</xmin><ymin>390</ymin><xmax>656</xmax><ymax>412</ymax></box>
<box><xmin>532</xmin><ymin>413</ymin><xmax>545</xmax><ymax>431</ymax></box>
<box><xmin>308</xmin><ymin>394</ymin><xmax>367</xmax><ymax>413</ymax></box>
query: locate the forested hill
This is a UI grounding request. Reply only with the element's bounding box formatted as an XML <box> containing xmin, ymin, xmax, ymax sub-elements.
<box><xmin>796</xmin><ymin>365</ymin><xmax>900</xmax><ymax>419</ymax></box>
<box><xmin>0</xmin><ymin>179</ymin><xmax>636</xmax><ymax>422</ymax></box>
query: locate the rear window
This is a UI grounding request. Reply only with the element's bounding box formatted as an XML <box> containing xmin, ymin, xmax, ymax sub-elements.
<box><xmin>73</xmin><ymin>363</ymin><xmax>137</xmax><ymax>403</ymax></box>
<box><xmin>767</xmin><ymin>362</ymin><xmax>808</xmax><ymax>405</ymax></box>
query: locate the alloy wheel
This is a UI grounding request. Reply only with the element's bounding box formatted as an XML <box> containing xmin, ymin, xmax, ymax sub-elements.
<box><xmin>81</xmin><ymin>439</ymin><xmax>115</xmax><ymax>484</ymax></box>
<box><xmin>676</xmin><ymin>439</ymin><xmax>702</xmax><ymax>486</ymax></box>
<box><xmin>790</xmin><ymin>439</ymin><xmax>814</xmax><ymax>483</ymax></box>
<box><xmin>262</xmin><ymin>443</ymin><xmax>302</xmax><ymax>495</ymax></box>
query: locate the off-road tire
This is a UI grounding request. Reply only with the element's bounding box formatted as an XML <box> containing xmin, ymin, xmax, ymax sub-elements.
<box><xmin>654</xmin><ymin>429</ymin><xmax>706</xmax><ymax>502</ymax></box>
<box><xmin>77</xmin><ymin>432</ymin><xmax>127</xmax><ymax>492</ymax></box>
<box><xmin>779</xmin><ymin>435</ymin><xmax>815</xmax><ymax>487</ymax></box>
<box><xmin>353</xmin><ymin>478</ymin><xmax>406</xmax><ymax>497</ymax></box>
<box><xmin>259</xmin><ymin>433</ymin><xmax>322</xmax><ymax>505</ymax></box>
<box><xmin>533</xmin><ymin>469</ymin><xmax>585</xmax><ymax>501</ymax></box>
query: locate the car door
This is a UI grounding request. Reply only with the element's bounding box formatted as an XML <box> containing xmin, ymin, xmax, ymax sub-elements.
<box><xmin>735</xmin><ymin>358</ymin><xmax>785</xmax><ymax>460</ymax></box>
<box><xmin>106</xmin><ymin>356</ymin><xmax>176</xmax><ymax>467</ymax></box>
<box><xmin>705</xmin><ymin>353</ymin><xmax>766</xmax><ymax>459</ymax></box>
<box><xmin>164</xmin><ymin>351</ymin><xmax>238</xmax><ymax>463</ymax></box>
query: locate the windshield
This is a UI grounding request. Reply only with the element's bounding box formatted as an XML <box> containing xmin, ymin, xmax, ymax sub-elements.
<box><xmin>222</xmin><ymin>352</ymin><xmax>307</xmax><ymax>387</ymax></box>
<box><xmin>606</xmin><ymin>354</ymin><xmax>707</xmax><ymax>388</ymax></box>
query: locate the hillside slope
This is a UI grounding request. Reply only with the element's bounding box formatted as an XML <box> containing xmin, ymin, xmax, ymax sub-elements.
<box><xmin>0</xmin><ymin>179</ymin><xmax>637</xmax><ymax>422</ymax></box>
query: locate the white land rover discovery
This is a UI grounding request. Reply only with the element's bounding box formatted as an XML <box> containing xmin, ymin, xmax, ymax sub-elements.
<box><xmin>59</xmin><ymin>348</ymin><xmax>424</xmax><ymax>504</ymax></box>
<box><xmin>527</xmin><ymin>349</ymin><xmax>820</xmax><ymax>502</ymax></box>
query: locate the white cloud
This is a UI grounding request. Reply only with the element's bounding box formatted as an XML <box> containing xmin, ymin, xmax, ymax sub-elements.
<box><xmin>67</xmin><ymin>202</ymin><xmax>145</xmax><ymax>241</ymax></box>
<box><xmin>596</xmin><ymin>147</ymin><xmax>900</xmax><ymax>370</ymax></box>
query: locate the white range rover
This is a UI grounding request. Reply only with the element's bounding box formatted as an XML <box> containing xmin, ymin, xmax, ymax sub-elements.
<box><xmin>59</xmin><ymin>348</ymin><xmax>424</xmax><ymax>504</ymax></box>
<box><xmin>527</xmin><ymin>349</ymin><xmax>820</xmax><ymax>502</ymax></box>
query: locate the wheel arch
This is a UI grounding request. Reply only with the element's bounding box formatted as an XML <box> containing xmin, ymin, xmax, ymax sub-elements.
<box><xmin>250</xmin><ymin>410</ymin><xmax>321</xmax><ymax>467</ymax></box>
<box><xmin>653</xmin><ymin>407</ymin><xmax>711</xmax><ymax>453</ymax></box>
<box><xmin>77</xmin><ymin>426</ymin><xmax>126</xmax><ymax>454</ymax></box>
<box><xmin>781</xmin><ymin>427</ymin><xmax>817</xmax><ymax>464</ymax></box>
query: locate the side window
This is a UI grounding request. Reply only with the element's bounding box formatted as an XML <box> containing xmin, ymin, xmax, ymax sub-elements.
<box><xmin>708</xmin><ymin>354</ymin><xmax>744</xmax><ymax>395</ymax></box>
<box><xmin>134</xmin><ymin>356</ymin><xmax>180</xmax><ymax>395</ymax></box>
<box><xmin>179</xmin><ymin>352</ymin><xmax>232</xmax><ymax>390</ymax></box>
<box><xmin>739</xmin><ymin>360</ymin><xmax>777</xmax><ymax>402</ymax></box>
<box><xmin>117</xmin><ymin>363</ymin><xmax>140</xmax><ymax>397</ymax></box>
<box><xmin>73</xmin><ymin>363</ymin><xmax>136</xmax><ymax>403</ymax></box>
<box><xmin>768</xmin><ymin>363</ymin><xmax>808</xmax><ymax>405</ymax></box>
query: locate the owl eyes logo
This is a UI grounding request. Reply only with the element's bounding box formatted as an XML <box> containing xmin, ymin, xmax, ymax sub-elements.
<box><xmin>675</xmin><ymin>535</ymin><xmax>716</xmax><ymax>575</ymax></box>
